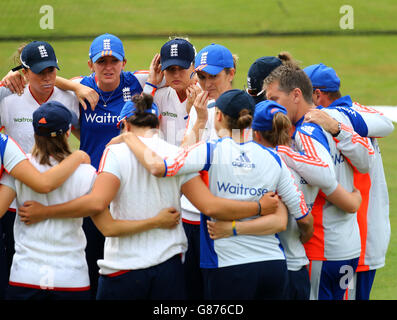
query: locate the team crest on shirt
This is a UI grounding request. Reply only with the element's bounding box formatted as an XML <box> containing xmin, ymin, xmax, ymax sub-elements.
<box><xmin>122</xmin><ymin>87</ymin><xmax>131</xmax><ymax>101</ymax></box>
<box><xmin>232</xmin><ymin>152</ymin><xmax>255</xmax><ymax>169</ymax></box>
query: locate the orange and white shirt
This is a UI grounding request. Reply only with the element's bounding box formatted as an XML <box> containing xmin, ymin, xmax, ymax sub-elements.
<box><xmin>292</xmin><ymin>117</ymin><xmax>374</xmax><ymax>261</ymax></box>
<box><xmin>323</xmin><ymin>97</ymin><xmax>393</xmax><ymax>270</ymax></box>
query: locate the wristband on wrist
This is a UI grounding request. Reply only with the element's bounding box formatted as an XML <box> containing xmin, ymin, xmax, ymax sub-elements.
<box><xmin>145</xmin><ymin>81</ymin><xmax>158</xmax><ymax>89</ymax></box>
<box><xmin>232</xmin><ymin>220</ymin><xmax>237</xmax><ymax>236</ymax></box>
<box><xmin>257</xmin><ymin>199</ymin><xmax>262</xmax><ymax>215</ymax></box>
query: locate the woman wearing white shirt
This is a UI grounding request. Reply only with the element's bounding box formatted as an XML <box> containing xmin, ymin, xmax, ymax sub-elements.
<box><xmin>103</xmin><ymin>90</ymin><xmax>309</xmax><ymax>299</ymax></box>
<box><xmin>17</xmin><ymin>93</ymin><xmax>279</xmax><ymax>300</ymax></box>
<box><xmin>0</xmin><ymin>101</ymin><xmax>96</xmax><ymax>299</ymax></box>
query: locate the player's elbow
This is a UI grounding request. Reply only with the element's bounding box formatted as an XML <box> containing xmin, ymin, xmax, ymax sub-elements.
<box><xmin>34</xmin><ymin>182</ymin><xmax>54</xmax><ymax>194</ymax></box>
<box><xmin>90</xmin><ymin>199</ymin><xmax>109</xmax><ymax>216</ymax></box>
<box><xmin>150</xmin><ymin>163</ymin><xmax>166</xmax><ymax>178</ymax></box>
<box><xmin>277</xmin><ymin>218</ymin><xmax>288</xmax><ymax>233</ymax></box>
<box><xmin>97</xmin><ymin>225</ymin><xmax>117</xmax><ymax>237</ymax></box>
<box><xmin>345</xmin><ymin>203</ymin><xmax>360</xmax><ymax>214</ymax></box>
<box><xmin>297</xmin><ymin>214</ymin><xmax>314</xmax><ymax>243</ymax></box>
<box><xmin>199</xmin><ymin>200</ymin><xmax>224</xmax><ymax>219</ymax></box>
<box><xmin>275</xmin><ymin>203</ymin><xmax>288</xmax><ymax>232</ymax></box>
<box><xmin>201</xmin><ymin>205</ymin><xmax>216</xmax><ymax>218</ymax></box>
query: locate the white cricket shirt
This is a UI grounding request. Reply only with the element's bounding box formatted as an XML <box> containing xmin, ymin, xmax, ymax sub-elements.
<box><xmin>164</xmin><ymin>137</ymin><xmax>308</xmax><ymax>268</ymax></box>
<box><xmin>97</xmin><ymin>134</ymin><xmax>197</xmax><ymax>274</ymax></box>
<box><xmin>1</xmin><ymin>155</ymin><xmax>96</xmax><ymax>290</ymax></box>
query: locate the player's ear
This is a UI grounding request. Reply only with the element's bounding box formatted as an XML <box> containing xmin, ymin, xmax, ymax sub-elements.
<box><xmin>292</xmin><ymin>87</ymin><xmax>302</xmax><ymax>103</ymax></box>
<box><xmin>122</xmin><ymin>119</ymin><xmax>131</xmax><ymax>132</ymax></box>
<box><xmin>122</xmin><ymin>59</ymin><xmax>127</xmax><ymax>70</ymax></box>
<box><xmin>253</xmin><ymin>130</ymin><xmax>261</xmax><ymax>142</ymax></box>
<box><xmin>87</xmin><ymin>60</ymin><xmax>94</xmax><ymax>72</ymax></box>
<box><xmin>226</xmin><ymin>68</ymin><xmax>235</xmax><ymax>83</ymax></box>
<box><xmin>215</xmin><ymin>107</ymin><xmax>223</xmax><ymax>122</ymax></box>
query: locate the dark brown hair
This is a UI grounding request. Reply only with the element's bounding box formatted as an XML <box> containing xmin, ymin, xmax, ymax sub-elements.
<box><xmin>31</xmin><ymin>134</ymin><xmax>72</xmax><ymax>166</ymax></box>
<box><xmin>277</xmin><ymin>51</ymin><xmax>300</xmax><ymax>70</ymax></box>
<box><xmin>125</xmin><ymin>93</ymin><xmax>159</xmax><ymax>129</ymax></box>
<box><xmin>225</xmin><ymin>109</ymin><xmax>253</xmax><ymax>130</ymax></box>
<box><xmin>257</xmin><ymin>112</ymin><xmax>292</xmax><ymax>147</ymax></box>
<box><xmin>323</xmin><ymin>90</ymin><xmax>342</xmax><ymax>101</ymax></box>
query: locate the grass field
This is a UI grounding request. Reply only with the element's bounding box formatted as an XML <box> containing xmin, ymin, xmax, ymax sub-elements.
<box><xmin>0</xmin><ymin>0</ymin><xmax>396</xmax><ymax>299</ymax></box>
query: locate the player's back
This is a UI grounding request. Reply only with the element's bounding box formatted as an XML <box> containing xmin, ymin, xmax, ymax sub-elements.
<box><xmin>7</xmin><ymin>155</ymin><xmax>96</xmax><ymax>289</ymax></box>
<box><xmin>201</xmin><ymin>137</ymin><xmax>306</xmax><ymax>268</ymax></box>
<box><xmin>294</xmin><ymin>122</ymin><xmax>361</xmax><ymax>261</ymax></box>
<box><xmin>97</xmin><ymin>134</ymin><xmax>195</xmax><ymax>273</ymax></box>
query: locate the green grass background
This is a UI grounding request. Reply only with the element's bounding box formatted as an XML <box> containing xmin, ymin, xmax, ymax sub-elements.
<box><xmin>0</xmin><ymin>0</ymin><xmax>396</xmax><ymax>299</ymax></box>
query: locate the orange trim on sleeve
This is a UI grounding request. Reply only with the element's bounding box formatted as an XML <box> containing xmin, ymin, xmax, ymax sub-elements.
<box><xmin>97</xmin><ymin>147</ymin><xmax>110</xmax><ymax>173</ymax></box>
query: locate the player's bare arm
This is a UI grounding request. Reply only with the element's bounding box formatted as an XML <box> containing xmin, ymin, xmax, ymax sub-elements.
<box><xmin>206</xmin><ymin>201</ymin><xmax>288</xmax><ymax>240</ymax></box>
<box><xmin>1</xmin><ymin>70</ymin><xmax>26</xmax><ymax>95</ymax></box>
<box><xmin>10</xmin><ymin>150</ymin><xmax>90</xmax><ymax>194</ymax></box>
<box><xmin>55</xmin><ymin>76</ymin><xmax>99</xmax><ymax>111</ymax></box>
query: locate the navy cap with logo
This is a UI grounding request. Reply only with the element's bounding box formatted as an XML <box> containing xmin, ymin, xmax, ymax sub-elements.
<box><xmin>19</xmin><ymin>41</ymin><xmax>59</xmax><ymax>74</ymax></box>
<box><xmin>33</xmin><ymin>101</ymin><xmax>78</xmax><ymax>137</ymax></box>
<box><xmin>160</xmin><ymin>38</ymin><xmax>195</xmax><ymax>71</ymax></box>
<box><xmin>247</xmin><ymin>56</ymin><xmax>282</xmax><ymax>94</ymax></box>
<box><xmin>215</xmin><ymin>89</ymin><xmax>256</xmax><ymax>119</ymax></box>
<box><xmin>304</xmin><ymin>63</ymin><xmax>340</xmax><ymax>92</ymax></box>
<box><xmin>252</xmin><ymin>100</ymin><xmax>287</xmax><ymax>132</ymax></box>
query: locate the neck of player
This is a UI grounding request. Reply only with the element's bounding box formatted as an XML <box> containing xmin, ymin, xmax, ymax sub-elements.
<box><xmin>129</xmin><ymin>125</ymin><xmax>158</xmax><ymax>138</ymax></box>
<box><xmin>29</xmin><ymin>85</ymin><xmax>53</xmax><ymax>105</ymax></box>
<box><xmin>218</xmin><ymin>127</ymin><xmax>248</xmax><ymax>144</ymax></box>
<box><xmin>97</xmin><ymin>79</ymin><xmax>120</xmax><ymax>92</ymax></box>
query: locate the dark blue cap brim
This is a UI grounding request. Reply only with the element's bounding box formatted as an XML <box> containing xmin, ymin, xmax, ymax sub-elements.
<box><xmin>30</xmin><ymin>60</ymin><xmax>59</xmax><ymax>74</ymax></box>
<box><xmin>161</xmin><ymin>58</ymin><xmax>192</xmax><ymax>71</ymax></box>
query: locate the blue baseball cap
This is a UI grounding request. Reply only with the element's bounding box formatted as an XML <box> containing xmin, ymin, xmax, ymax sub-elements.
<box><xmin>160</xmin><ymin>38</ymin><xmax>195</xmax><ymax>71</ymax></box>
<box><xmin>304</xmin><ymin>63</ymin><xmax>340</xmax><ymax>92</ymax></box>
<box><xmin>215</xmin><ymin>89</ymin><xmax>255</xmax><ymax>119</ymax></box>
<box><xmin>252</xmin><ymin>100</ymin><xmax>287</xmax><ymax>131</ymax></box>
<box><xmin>117</xmin><ymin>100</ymin><xmax>159</xmax><ymax>128</ymax></box>
<box><xmin>20</xmin><ymin>41</ymin><xmax>59</xmax><ymax>74</ymax></box>
<box><xmin>33</xmin><ymin>101</ymin><xmax>78</xmax><ymax>137</ymax></box>
<box><xmin>195</xmin><ymin>43</ymin><xmax>234</xmax><ymax>75</ymax></box>
<box><xmin>89</xmin><ymin>33</ymin><xmax>125</xmax><ymax>63</ymax></box>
